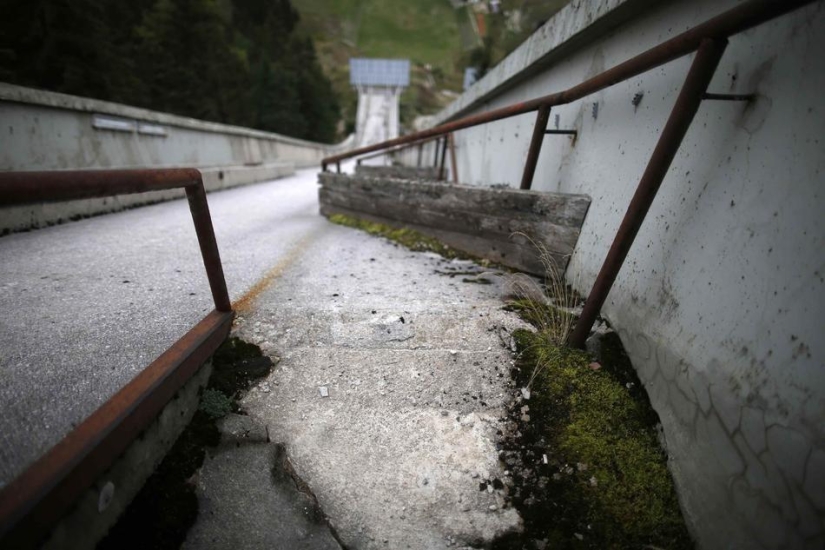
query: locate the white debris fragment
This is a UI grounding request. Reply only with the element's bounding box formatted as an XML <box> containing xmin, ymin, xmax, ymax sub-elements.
<box><xmin>542</xmin><ymin>454</ymin><xmax>548</xmax><ymax>464</ymax></box>
<box><xmin>319</xmin><ymin>386</ymin><xmax>329</xmax><ymax>398</ymax></box>
<box><xmin>521</xmin><ymin>387</ymin><xmax>531</xmax><ymax>400</ymax></box>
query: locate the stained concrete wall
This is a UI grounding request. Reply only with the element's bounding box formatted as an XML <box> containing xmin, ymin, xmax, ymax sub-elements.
<box><xmin>0</xmin><ymin>83</ymin><xmax>353</xmax><ymax>231</ymax></box>
<box><xmin>413</xmin><ymin>0</ymin><xmax>825</xmax><ymax>548</ymax></box>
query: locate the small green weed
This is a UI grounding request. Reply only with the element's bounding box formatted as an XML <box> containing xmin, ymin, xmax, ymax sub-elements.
<box><xmin>198</xmin><ymin>389</ymin><xmax>232</xmax><ymax>420</ymax></box>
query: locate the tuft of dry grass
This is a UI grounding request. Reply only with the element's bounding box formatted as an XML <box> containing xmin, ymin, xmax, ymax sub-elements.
<box><xmin>504</xmin><ymin>233</ymin><xmax>578</xmax><ymax>388</ymax></box>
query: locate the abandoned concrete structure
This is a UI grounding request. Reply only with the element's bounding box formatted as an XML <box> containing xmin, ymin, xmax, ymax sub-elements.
<box><xmin>1</xmin><ymin>0</ymin><xmax>822</xmax><ymax>548</ymax></box>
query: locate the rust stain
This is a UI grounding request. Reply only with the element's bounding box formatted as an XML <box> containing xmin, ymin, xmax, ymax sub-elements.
<box><xmin>232</xmin><ymin>232</ymin><xmax>316</xmax><ymax>313</ymax></box>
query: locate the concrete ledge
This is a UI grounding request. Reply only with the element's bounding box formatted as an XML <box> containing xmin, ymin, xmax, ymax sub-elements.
<box><xmin>41</xmin><ymin>360</ymin><xmax>213</xmax><ymax>550</ymax></box>
<box><xmin>434</xmin><ymin>0</ymin><xmax>655</xmax><ymax>124</ymax></box>
<box><xmin>0</xmin><ymin>162</ymin><xmax>294</xmax><ymax>234</ymax></box>
<box><xmin>318</xmin><ymin>172</ymin><xmax>590</xmax><ymax>275</ymax></box>
<box><xmin>0</xmin><ymin>82</ymin><xmax>348</xmax><ymax>149</ymax></box>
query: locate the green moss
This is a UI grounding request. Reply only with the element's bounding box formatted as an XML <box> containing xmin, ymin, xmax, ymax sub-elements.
<box><xmin>506</xmin><ymin>327</ymin><xmax>691</xmax><ymax>549</ymax></box>
<box><xmin>198</xmin><ymin>389</ymin><xmax>232</xmax><ymax>420</ymax></box>
<box><xmin>328</xmin><ymin>213</ymin><xmax>479</xmax><ymax>262</ymax></box>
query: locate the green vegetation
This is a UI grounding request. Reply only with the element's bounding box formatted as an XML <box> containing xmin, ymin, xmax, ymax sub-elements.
<box><xmin>508</xmin><ymin>329</ymin><xmax>691</xmax><ymax>548</ymax></box>
<box><xmin>328</xmin><ymin>213</ymin><xmax>476</xmax><ymax>261</ymax></box>
<box><xmin>0</xmin><ymin>0</ymin><xmax>340</xmax><ymax>142</ymax></box>
<box><xmin>294</xmin><ymin>0</ymin><xmax>471</xmax><ymax>131</ymax></box>
<box><xmin>198</xmin><ymin>388</ymin><xmax>232</xmax><ymax>419</ymax></box>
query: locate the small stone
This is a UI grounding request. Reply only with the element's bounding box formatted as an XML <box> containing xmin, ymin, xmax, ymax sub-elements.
<box><xmin>319</xmin><ymin>386</ymin><xmax>329</xmax><ymax>398</ymax></box>
<box><xmin>521</xmin><ymin>388</ymin><xmax>531</xmax><ymax>400</ymax></box>
<box><xmin>589</xmin><ymin>476</ymin><xmax>598</xmax><ymax>487</ymax></box>
<box><xmin>542</xmin><ymin>454</ymin><xmax>548</xmax><ymax>464</ymax></box>
<box><xmin>441</xmin><ymin>410</ymin><xmax>449</xmax><ymax>417</ymax></box>
<box><xmin>450</xmin><ymin>350</ymin><xmax>457</xmax><ymax>356</ymax></box>
<box><xmin>574</xmin><ymin>533</ymin><xmax>584</xmax><ymax>541</ymax></box>
<box><xmin>588</xmin><ymin>362</ymin><xmax>601</xmax><ymax>370</ymax></box>
<box><xmin>488</xmin><ymin>505</ymin><xmax>497</xmax><ymax>511</ymax></box>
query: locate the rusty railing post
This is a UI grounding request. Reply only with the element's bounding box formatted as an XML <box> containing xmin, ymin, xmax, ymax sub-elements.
<box><xmin>432</xmin><ymin>137</ymin><xmax>441</xmax><ymax>167</ymax></box>
<box><xmin>568</xmin><ymin>38</ymin><xmax>728</xmax><ymax>349</ymax></box>
<box><xmin>438</xmin><ymin>135</ymin><xmax>449</xmax><ymax>181</ymax></box>
<box><xmin>448</xmin><ymin>133</ymin><xmax>459</xmax><ymax>184</ymax></box>
<box><xmin>520</xmin><ymin>105</ymin><xmax>551</xmax><ymax>190</ymax></box>
<box><xmin>186</xmin><ymin>182</ymin><xmax>232</xmax><ymax>312</ymax></box>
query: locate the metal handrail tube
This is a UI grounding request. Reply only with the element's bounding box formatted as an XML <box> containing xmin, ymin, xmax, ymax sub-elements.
<box><xmin>0</xmin><ymin>168</ymin><xmax>202</xmax><ymax>205</ymax></box>
<box><xmin>322</xmin><ymin>0</ymin><xmax>816</xmax><ymax>168</ymax></box>
<box><xmin>0</xmin><ymin>168</ymin><xmax>233</xmax><ymax>547</ymax></box>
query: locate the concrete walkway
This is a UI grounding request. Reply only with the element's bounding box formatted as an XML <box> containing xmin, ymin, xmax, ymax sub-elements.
<box><xmin>188</xmin><ymin>224</ymin><xmax>527</xmax><ymax>548</ymax></box>
<box><xmin>1</xmin><ymin>167</ymin><xmax>527</xmax><ymax>548</ymax></box>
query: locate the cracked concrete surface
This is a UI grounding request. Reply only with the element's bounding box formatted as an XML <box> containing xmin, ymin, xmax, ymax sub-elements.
<box><xmin>224</xmin><ymin>224</ymin><xmax>527</xmax><ymax>549</ymax></box>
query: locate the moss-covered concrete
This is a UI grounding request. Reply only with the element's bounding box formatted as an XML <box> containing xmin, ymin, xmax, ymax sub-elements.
<box><xmin>501</xmin><ymin>323</ymin><xmax>692</xmax><ymax>549</ymax></box>
<box><xmin>328</xmin><ymin>213</ymin><xmax>481</xmax><ymax>262</ymax></box>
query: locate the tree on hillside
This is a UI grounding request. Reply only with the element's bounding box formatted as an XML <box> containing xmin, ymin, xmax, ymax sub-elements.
<box><xmin>0</xmin><ymin>0</ymin><xmax>116</xmax><ymax>99</ymax></box>
<box><xmin>0</xmin><ymin>0</ymin><xmax>342</xmax><ymax>143</ymax></box>
<box><xmin>290</xmin><ymin>36</ymin><xmax>340</xmax><ymax>143</ymax></box>
<box><xmin>133</xmin><ymin>0</ymin><xmax>250</xmax><ymax>124</ymax></box>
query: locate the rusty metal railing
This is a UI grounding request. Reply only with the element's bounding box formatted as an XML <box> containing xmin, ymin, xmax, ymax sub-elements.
<box><xmin>321</xmin><ymin>0</ymin><xmax>818</xmax><ymax>348</ymax></box>
<box><xmin>0</xmin><ymin>169</ymin><xmax>233</xmax><ymax>548</ymax></box>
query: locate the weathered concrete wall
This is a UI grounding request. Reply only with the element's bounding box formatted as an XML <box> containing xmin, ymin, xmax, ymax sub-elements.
<box><xmin>318</xmin><ymin>172</ymin><xmax>590</xmax><ymax>275</ymax></box>
<box><xmin>416</xmin><ymin>0</ymin><xmax>825</xmax><ymax>548</ymax></box>
<box><xmin>0</xmin><ymin>83</ymin><xmax>353</xmax><ymax>231</ymax></box>
<box><xmin>354</xmin><ymin>164</ymin><xmax>439</xmax><ymax>180</ymax></box>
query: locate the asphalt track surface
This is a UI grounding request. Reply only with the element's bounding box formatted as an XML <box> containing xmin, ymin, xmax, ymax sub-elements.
<box><xmin>0</xmin><ymin>167</ymin><xmax>331</xmax><ymax>485</ymax></box>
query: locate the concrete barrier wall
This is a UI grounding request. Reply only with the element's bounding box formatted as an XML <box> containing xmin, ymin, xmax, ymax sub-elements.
<box><xmin>414</xmin><ymin>1</ymin><xmax>825</xmax><ymax>548</ymax></box>
<box><xmin>0</xmin><ymin>83</ymin><xmax>353</xmax><ymax>232</ymax></box>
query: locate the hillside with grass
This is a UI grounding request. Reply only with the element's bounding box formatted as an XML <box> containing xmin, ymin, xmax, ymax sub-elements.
<box><xmin>294</xmin><ymin>0</ymin><xmax>570</xmax><ymax>133</ymax></box>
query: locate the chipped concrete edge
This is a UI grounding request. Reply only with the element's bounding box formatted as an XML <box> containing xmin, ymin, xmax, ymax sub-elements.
<box><xmin>41</xmin><ymin>359</ymin><xmax>213</xmax><ymax>550</ymax></box>
<box><xmin>432</xmin><ymin>0</ymin><xmax>659</xmax><ymax>125</ymax></box>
